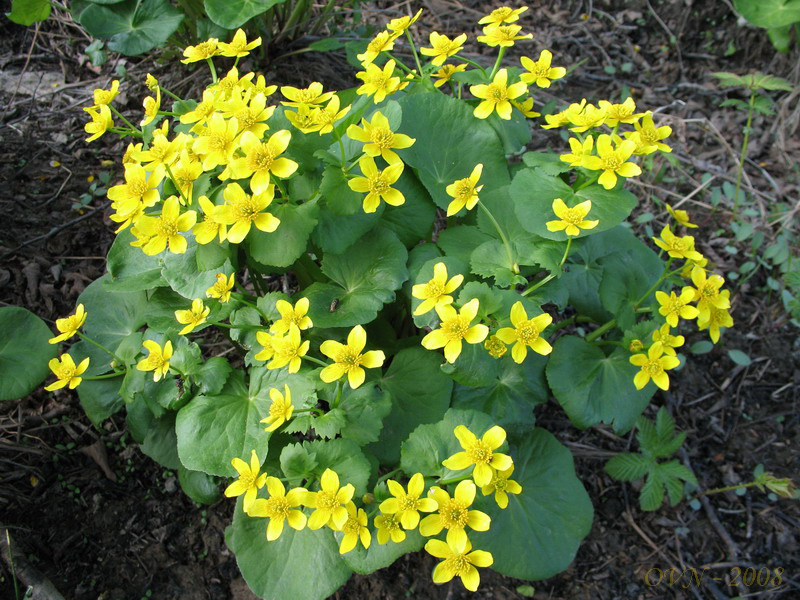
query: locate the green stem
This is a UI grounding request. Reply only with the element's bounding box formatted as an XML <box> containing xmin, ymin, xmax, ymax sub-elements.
<box><xmin>632</xmin><ymin>258</ymin><xmax>675</xmax><ymax>308</ymax></box>
<box><xmin>77</xmin><ymin>332</ymin><xmax>124</xmax><ymax>364</ymax></box>
<box><xmin>734</xmin><ymin>92</ymin><xmax>755</xmax><ymax>216</ymax></box>
<box><xmin>231</xmin><ymin>292</ymin><xmax>269</xmax><ymax>321</ymax></box>
<box><xmin>333</xmin><ymin>127</ymin><xmax>347</xmax><ymax>166</ymax></box>
<box><xmin>437</xmin><ymin>471</ymin><xmax>472</xmax><ymax>486</ymax></box>
<box><xmin>453</xmin><ymin>54</ymin><xmax>487</xmax><ymax>77</ymax></box>
<box><xmin>160</xmin><ymin>86</ymin><xmax>182</xmax><ymax>102</ymax></box>
<box><xmin>157</xmin><ymin>111</ymin><xmax>180</xmax><ymax>117</ymax></box>
<box><xmin>274</xmin><ymin>176</ymin><xmax>288</xmax><ymax>200</ymax></box>
<box><xmin>164</xmin><ymin>163</ymin><xmax>190</xmax><ymax>205</ymax></box>
<box><xmin>404</xmin><ymin>30</ymin><xmax>424</xmax><ymax>76</ymax></box>
<box><xmin>206</xmin><ymin>58</ymin><xmax>218</xmax><ymax>83</ymax></box>
<box><xmin>305</xmin><ymin>355</ymin><xmax>329</xmax><ymax>368</ymax></box>
<box><xmin>476</xmin><ymin>200</ymin><xmax>516</xmax><ymax>275</ymax></box>
<box><xmin>383</xmin><ymin>52</ymin><xmax>415</xmax><ymax>76</ymax></box>
<box><xmin>522</xmin><ymin>237</ymin><xmax>572</xmax><ymax>296</ymax></box>
<box><xmin>374</xmin><ymin>468</ymin><xmax>402</xmax><ymax>489</ymax></box>
<box><xmin>695</xmin><ymin>481</ymin><xmax>757</xmax><ymax>498</ymax></box>
<box><xmin>83</xmin><ymin>371</ymin><xmax>126</xmax><ymax>380</ymax></box>
<box><xmin>108</xmin><ymin>105</ymin><xmax>142</xmax><ymax>134</ymax></box>
<box><xmin>333</xmin><ymin>381</ymin><xmax>343</xmax><ymax>409</ymax></box>
<box><xmin>488</xmin><ymin>46</ymin><xmax>507</xmax><ymax>80</ymax></box>
<box><xmin>584</xmin><ymin>319</ymin><xmax>617</xmax><ymax>343</ymax></box>
<box><xmin>560</xmin><ymin>236</ymin><xmax>573</xmax><ymax>268</ymax></box>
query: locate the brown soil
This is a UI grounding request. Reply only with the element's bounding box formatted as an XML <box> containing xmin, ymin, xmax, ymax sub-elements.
<box><xmin>1</xmin><ymin>1</ymin><xmax>798</xmax><ymax>599</ymax></box>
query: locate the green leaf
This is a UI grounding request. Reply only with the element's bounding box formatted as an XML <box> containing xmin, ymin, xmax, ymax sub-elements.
<box><xmin>280</xmin><ymin>442</ymin><xmax>319</xmax><ymax>483</ymax></box>
<box><xmin>436</xmin><ymin>225</ymin><xmax>493</xmax><ymax>266</ymax></box>
<box><xmin>733</xmin><ymin>0</ymin><xmax>800</xmax><ymax>30</ymax></box>
<box><xmin>76</xmin><ymin>375</ymin><xmax>125</xmax><ymax>427</ymax></box>
<box><xmin>522</xmin><ymin>151</ymin><xmax>572</xmax><ymax>176</ymax></box>
<box><xmin>304</xmin><ymin>438</ymin><xmax>372</xmax><ymax>496</ymax></box>
<box><xmin>728</xmin><ymin>349</ymin><xmax>752</xmax><ymax>366</ymax></box>
<box><xmin>178</xmin><ymin>465</ymin><xmax>221</xmax><ymax>505</ymax></box>
<box><xmin>381</xmin><ymin>169</ymin><xmax>436</xmax><ymax>247</ymax></box>
<box><xmin>226</xmin><ymin>502</ymin><xmax>352</xmax><ymax>600</ymax></box>
<box><xmin>546</xmin><ymin>335</ymin><xmax>654</xmax><ymax>434</ymax></box>
<box><xmin>440</xmin><ymin>343</ymin><xmax>501</xmax><ymax>388</ymax></box>
<box><xmin>193</xmin><ymin>357</ymin><xmax>233</xmax><ymax>395</ymax></box>
<box><xmin>470</xmin><ymin>239</ymin><xmax>526</xmax><ymax>287</ymax></box>
<box><xmin>338</xmin><ymin>384</ymin><xmax>392</xmax><ymax>445</ymax></box>
<box><xmin>0</xmin><ymin>307</ymin><xmax>58</xmax><ymax>401</ymax></box>
<box><xmin>306</xmin><ymin>228</ymin><xmax>408</xmax><ymax>328</ymax></box>
<box><xmin>451</xmin><ymin>354</ymin><xmax>548</xmax><ymax>429</ymax></box>
<box><xmin>248</xmin><ymin>200</ymin><xmax>319</xmax><ymax>268</ymax></box>
<box><xmin>639</xmin><ymin>469</ymin><xmax>665</xmax><ymax>511</ymax></box>
<box><xmin>143</xmin><ymin>288</ymin><xmax>188</xmax><ymax>334</ymax></box>
<box><xmin>78</xmin><ymin>0</ymin><xmax>183</xmax><ymax>56</ymax></box>
<box><xmin>161</xmin><ymin>237</ymin><xmax>234</xmax><ymax>300</ymax></box>
<box><xmin>598</xmin><ymin>244</ymin><xmax>662</xmax><ymax>330</ymax></box>
<box><xmin>205</xmin><ymin>0</ymin><xmax>285</xmax><ymax>29</ymax></box>
<box><xmin>471</xmin><ymin>428</ymin><xmax>593</xmax><ymax>580</ymax></box>
<box><xmin>79</xmin><ymin>275</ymin><xmax>148</xmax><ymax>353</ymax></box>
<box><xmin>312</xmin><ymin>205</ymin><xmax>382</xmax><ymax>254</ymax></box>
<box><xmin>105</xmin><ymin>228</ymin><xmax>166</xmax><ymax>291</ymax></box>
<box><xmin>604</xmin><ymin>453</ymin><xmax>651</xmax><ymax>481</ymax></box>
<box><xmin>689</xmin><ymin>340</ymin><xmax>713</xmax><ymax>354</ymax></box>
<box><xmin>369</xmin><ymin>348</ymin><xmax>453</xmax><ymax>464</ymax></box>
<box><xmin>511</xmin><ymin>168</ymin><xmax>638</xmax><ymax>241</ymax></box>
<box><xmin>343</xmin><ymin>529</ymin><xmax>425</xmax><ymax>575</ymax></box>
<box><xmin>398</xmin><ymin>93</ymin><xmax>509</xmax><ymax>210</ymax></box>
<box><xmin>6</xmin><ymin>0</ymin><xmax>51</xmax><ymax>26</ymax></box>
<box><xmin>400</xmin><ymin>408</ymin><xmax>496</xmax><ymax>480</ymax></box>
<box><xmin>141</xmin><ymin>412</ymin><xmax>180</xmax><ymax>469</ymax></box>
<box><xmin>309</xmin><ymin>408</ymin><xmax>347</xmax><ymax>439</ymax></box>
<box><xmin>767</xmin><ymin>25</ymin><xmax>793</xmax><ymax>53</ymax></box>
<box><xmin>320</xmin><ymin>165</ymin><xmax>362</xmax><ymax>215</ymax></box>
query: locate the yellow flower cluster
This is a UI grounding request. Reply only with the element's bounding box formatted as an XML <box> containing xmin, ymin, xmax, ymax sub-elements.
<box><xmin>229</xmin><ymin>421</ymin><xmax>518</xmax><ymax>591</ymax></box>
<box><xmin>630</xmin><ymin>210</ymin><xmax>733</xmax><ymax>390</ymax></box>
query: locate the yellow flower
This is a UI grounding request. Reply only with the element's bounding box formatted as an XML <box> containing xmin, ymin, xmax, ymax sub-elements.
<box><xmin>270</xmin><ymin>298</ymin><xmax>312</xmax><ymax>335</ymax></box>
<box><xmin>312</xmin><ymin>95</ymin><xmax>351</xmax><ymax>135</ymax></box>
<box><xmin>476</xmin><ymin>24</ymin><xmax>532</xmax><ymax>47</ymax></box>
<box><xmin>260</xmin><ymin>385</ymin><xmax>294</xmax><ymax>432</ymax></box>
<box><xmin>254</xmin><ymin>330</ymin><xmax>276</xmax><ymax>362</ymax></box>
<box><xmin>357</xmin><ymin>31</ymin><xmax>396</xmax><ymax>65</ymax></box>
<box><xmin>49</xmin><ymin>304</ymin><xmax>87</xmax><ymax>344</ymax></box>
<box><xmin>133</xmin><ymin>133</ymin><xmax>180</xmax><ymax>173</ymax></box>
<box><xmin>180</xmin><ymin>89</ymin><xmax>221</xmax><ymax>129</ymax></box>
<box><xmin>346</xmin><ymin>111</ymin><xmax>415</xmax><ymax>164</ymax></box>
<box><xmin>481</xmin><ymin>465</ymin><xmax>522</xmax><ymax>509</ymax></box>
<box><xmin>192</xmin><ymin>196</ymin><xmax>226</xmax><ymax>244</ymax></box>
<box><xmin>214</xmin><ymin>182</ymin><xmax>280</xmax><ymax>244</ymax></box>
<box><xmin>141</xmin><ymin>87</ymin><xmax>161</xmax><ymax>127</ymax></box>
<box><xmin>422</xmin><ymin>299</ymin><xmax>488</xmax><ymax>363</ymax></box>
<box><xmin>563</xmin><ymin>99</ymin><xmax>607</xmax><ymax>132</ymax></box>
<box><xmin>519</xmin><ymin>50</ymin><xmax>566</xmax><ymax>88</ymax></box>
<box><xmin>246</xmin><ymin>477</ymin><xmax>307</xmax><ymax>540</ymax></box>
<box><xmin>320</xmin><ymin>325</ymin><xmax>385</xmax><ymax>389</ymax></box>
<box><xmin>426</xmin><ymin>537</ymin><xmax>493</xmax><ymax>592</ymax></box>
<box><xmin>378</xmin><ymin>473</ymin><xmax>437</xmax><ymax>529</ymax></box>
<box><xmin>347</xmin><ymin>155</ymin><xmax>405</xmax><ymax>213</ymax></box>
<box><xmin>411</xmin><ymin>262</ymin><xmax>464</xmax><ymax>315</ymax></box>
<box><xmin>306</xmin><ymin>468</ymin><xmax>355</xmax><ymax>530</ymax></box>
<box><xmin>218</xmin><ymin>29</ymin><xmax>261</xmax><ymax>58</ymax></box>
<box><xmin>333</xmin><ymin>502</ymin><xmax>371</xmax><ymax>554</ymax></box>
<box><xmin>629</xmin><ymin>338</ymin><xmax>644</xmax><ymax>353</ymax></box>
<box><xmin>442</xmin><ymin>425</ymin><xmax>513</xmax><ymax>487</ymax></box>
<box><xmin>83</xmin><ymin>105</ymin><xmax>113</xmax><ymax>142</ymax></box>
<box><xmin>206</xmin><ymin>273</ymin><xmax>235</xmax><ymax>303</ymax></box>
<box><xmin>666</xmin><ymin>203</ymin><xmax>698</xmax><ymax>228</ymax></box>
<box><xmin>689</xmin><ymin>266</ymin><xmax>730</xmax><ymax>321</ymax></box>
<box><xmin>374</xmin><ymin>512</ymin><xmax>406</xmax><ymax>544</ymax></box>
<box><xmin>280</xmin><ymin>82</ymin><xmax>334</xmax><ymax>108</ymax></box>
<box><xmin>175</xmin><ymin>298</ymin><xmax>210</xmax><ymax>335</ymax></box>
<box><xmin>134</xmin><ymin>196</ymin><xmax>197</xmax><ymax>255</ymax></box>
<box><xmin>224</xmin><ymin>449</ymin><xmax>267</xmax><ymax>512</ymax></box>
<box><xmin>122</xmin><ymin>142</ymin><xmax>143</xmax><ymax>165</ymax></box>
<box><xmin>560</xmin><ymin>135</ymin><xmax>594</xmax><ymax>167</ymax></box>
<box><xmin>495</xmin><ymin>301</ymin><xmax>553</xmax><ymax>363</ymax></box>
<box><xmin>224</xmin><ymin>92</ymin><xmax>275</xmax><ymax>138</ymax></box>
<box><xmin>545</xmin><ymin>198</ymin><xmax>599</xmax><ymax>237</ymax></box>
<box><xmin>625</xmin><ymin>113</ymin><xmax>672</xmax><ymax>155</ymax></box>
<box><xmin>511</xmin><ymin>96</ymin><xmax>540</xmax><ymax>118</ymax></box>
<box><xmin>229</xmin><ymin>129</ymin><xmax>297</xmax><ymax>195</ymax></box>
<box><xmin>582</xmin><ymin>134</ymin><xmax>641</xmax><ymax>190</ymax></box>
<box><xmin>192</xmin><ymin>113</ymin><xmax>239</xmax><ymax>171</ymax></box>
<box><xmin>181</xmin><ymin>38</ymin><xmax>219</xmax><ymax>63</ymax></box>
<box><xmin>656</xmin><ymin>288</ymin><xmax>699</xmax><ymax>327</ymax></box>
<box><xmin>267</xmin><ymin>326</ymin><xmax>309</xmax><ymax>373</ymax></box>
<box><xmin>630</xmin><ymin>342</ymin><xmax>680</xmax><ymax>390</ymax></box>
<box><xmin>170</xmin><ymin>151</ymin><xmax>203</xmax><ymax>204</ymax></box>
<box><xmin>697</xmin><ymin>295</ymin><xmax>733</xmax><ymax>343</ymax></box>
<box><xmin>484</xmin><ymin>335</ymin><xmax>507</xmax><ymax>358</ymax></box>
<box><xmin>419</xmin><ymin>480</ymin><xmax>490</xmax><ymax>547</ymax></box>
<box><xmin>444</xmin><ymin>163</ymin><xmax>483</xmax><ymax>216</ymax></box>
<box><xmin>470</xmin><ymin>68</ymin><xmax>528</xmax><ymax>120</ymax></box>
<box><xmin>285</xmin><ymin>105</ymin><xmax>322</xmax><ymax>134</ymax></box>
<box><xmin>136</xmin><ymin>340</ymin><xmax>173</xmax><ymax>382</ymax></box>
<box><xmin>478</xmin><ymin>6</ymin><xmax>528</xmax><ymax>26</ymax></box>
<box><xmin>355</xmin><ymin>59</ymin><xmax>401</xmax><ymax>103</ymax></box>
<box><xmin>598</xmin><ymin>97</ymin><xmax>642</xmax><ymax>126</ymax></box>
<box><xmin>653</xmin><ymin>225</ymin><xmax>704</xmax><ymax>261</ymax></box>
<box><xmin>45</xmin><ymin>354</ymin><xmax>90</xmax><ymax>391</ymax></box>
<box><xmin>93</xmin><ymin>80</ymin><xmax>119</xmax><ymax>106</ymax></box>
<box><xmin>420</xmin><ymin>32</ymin><xmax>467</xmax><ymax>66</ymax></box>
<box><xmin>651</xmin><ymin>323</ymin><xmax>684</xmax><ymax>356</ymax></box>
<box><xmin>387</xmin><ymin>9</ymin><xmax>423</xmax><ymax>34</ymax></box>
<box><xmin>432</xmin><ymin>63</ymin><xmax>467</xmax><ymax>88</ymax></box>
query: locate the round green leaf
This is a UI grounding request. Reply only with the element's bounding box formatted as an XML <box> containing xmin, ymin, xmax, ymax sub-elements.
<box><xmin>733</xmin><ymin>0</ymin><xmax>800</xmax><ymax>29</ymax></box>
<box><xmin>248</xmin><ymin>200</ymin><xmax>319</xmax><ymax>268</ymax></box>
<box><xmin>306</xmin><ymin>228</ymin><xmax>408</xmax><ymax>328</ymax></box>
<box><xmin>178</xmin><ymin>465</ymin><xmax>221</xmax><ymax>505</ymax></box>
<box><xmin>79</xmin><ymin>0</ymin><xmax>183</xmax><ymax>56</ymax></box>
<box><xmin>78</xmin><ymin>274</ymin><xmax>148</xmax><ymax>353</ymax></box>
<box><xmin>226</xmin><ymin>500</ymin><xmax>352</xmax><ymax>600</ymax></box>
<box><xmin>511</xmin><ymin>168</ymin><xmax>637</xmax><ymax>241</ymax></box>
<box><xmin>7</xmin><ymin>0</ymin><xmax>51</xmax><ymax>26</ymax></box>
<box><xmin>77</xmin><ymin>376</ymin><xmax>124</xmax><ymax>427</ymax></box>
<box><xmin>546</xmin><ymin>335</ymin><xmax>654</xmax><ymax>434</ymax></box>
<box><xmin>343</xmin><ymin>529</ymin><xmax>425</xmax><ymax>575</ymax></box>
<box><xmin>106</xmin><ymin>228</ymin><xmax>166</xmax><ymax>292</ymax></box>
<box><xmin>161</xmin><ymin>237</ymin><xmax>234</xmax><ymax>300</ymax></box>
<box><xmin>470</xmin><ymin>428</ymin><xmax>593</xmax><ymax>580</ymax></box>
<box><xmin>205</xmin><ymin>0</ymin><xmax>285</xmax><ymax>29</ymax></box>
<box><xmin>727</xmin><ymin>349</ymin><xmax>752</xmax><ymax>366</ymax></box>
<box><xmin>0</xmin><ymin>307</ymin><xmax>58</xmax><ymax>401</ymax></box>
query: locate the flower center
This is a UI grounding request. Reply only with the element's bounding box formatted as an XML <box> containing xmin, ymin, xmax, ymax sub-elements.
<box><xmin>369</xmin><ymin>176</ymin><xmax>389</xmax><ymax>194</ymax></box>
<box><xmin>399</xmin><ymin>495</ymin><xmax>418</xmax><ymax>511</ymax></box>
<box><xmin>517</xmin><ymin>323</ymin><xmax>540</xmax><ymax>345</ymax></box>
<box><xmin>336</xmin><ymin>348</ymin><xmax>361</xmax><ymax>369</ymax></box>
<box><xmin>130</xmin><ymin>180</ymin><xmax>150</xmax><ymax>199</ymax></box>
<box><xmin>423</xmin><ymin>281</ymin><xmax>444</xmax><ymax>298</ymax></box>
<box><xmin>488</xmin><ymin>84</ymin><xmax>506</xmax><ymax>102</ymax></box>
<box><xmin>239</xmin><ymin>471</ymin><xmax>255</xmax><ymax>488</ymax></box>
<box><xmin>666</xmin><ymin>298</ymin><xmax>682</xmax><ymax>315</ymax></box>
<box><xmin>493</xmin><ymin>477</ymin><xmax>507</xmax><ymax>491</ymax></box>
<box><xmin>445</xmin><ymin>554</ymin><xmax>470</xmax><ymax>575</ymax></box>
<box><xmin>252</xmin><ymin>147</ymin><xmax>275</xmax><ymax>170</ymax></box>
<box><xmin>441</xmin><ymin>500</ymin><xmax>468</xmax><ymax>529</ymax></box>
<box><xmin>343</xmin><ymin>515</ymin><xmax>361</xmax><ymax>535</ymax></box>
<box><xmin>233</xmin><ymin>197</ymin><xmax>260</xmax><ymax>222</ymax></box>
<box><xmin>266</xmin><ymin>496</ymin><xmax>291</xmax><ymax>519</ymax></box>
<box><xmin>562</xmin><ymin>208</ymin><xmax>583</xmax><ymax>226</ymax></box>
<box><xmin>316</xmin><ymin>490</ymin><xmax>338</xmax><ymax>511</ymax></box>
<box><xmin>467</xmin><ymin>440</ymin><xmax>493</xmax><ymax>464</ymax></box>
<box><xmin>640</xmin><ymin>128</ymin><xmax>657</xmax><ymax>143</ymax></box>
<box><xmin>370</xmin><ymin>128</ymin><xmax>394</xmax><ymax>149</ymax></box>
<box><xmin>644</xmin><ymin>360</ymin><xmax>663</xmax><ymax>376</ymax></box>
<box><xmin>269</xmin><ymin>400</ymin><xmax>286</xmax><ymax>418</ymax></box>
<box><xmin>602</xmin><ymin>155</ymin><xmax>622</xmax><ymax>171</ymax></box>
<box><xmin>443</xmin><ymin>318</ymin><xmax>468</xmax><ymax>340</ymax></box>
<box><xmin>57</xmin><ymin>365</ymin><xmax>75</xmax><ymax>380</ymax></box>
<box><xmin>156</xmin><ymin>216</ymin><xmax>179</xmax><ymax>238</ymax></box>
